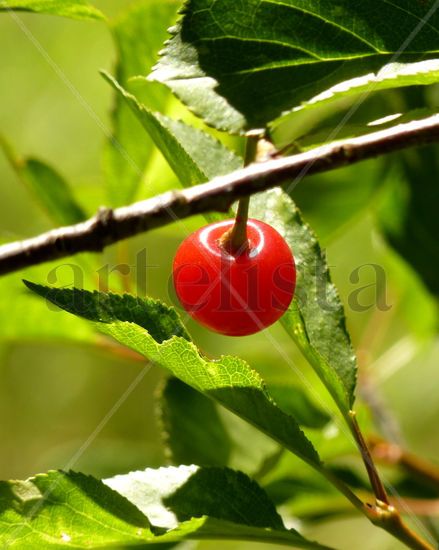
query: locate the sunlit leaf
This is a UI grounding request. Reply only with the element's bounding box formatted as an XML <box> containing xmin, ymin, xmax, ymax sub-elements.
<box><xmin>0</xmin><ymin>468</ymin><xmax>332</xmax><ymax>547</ymax></box>
<box><xmin>104</xmin><ymin>73</ymin><xmax>242</xmax><ymax>192</ymax></box>
<box><xmin>0</xmin><ymin>0</ymin><xmax>104</xmax><ymax>20</ymax></box>
<box><xmin>103</xmin><ymin>1</ymin><xmax>179</xmax><ymax>206</ymax></box>
<box><xmin>250</xmin><ymin>189</ymin><xmax>357</xmax><ymax>414</ymax></box>
<box><xmin>24</xmin><ymin>282</ymin><xmax>322</xmax><ymax>469</ymax></box>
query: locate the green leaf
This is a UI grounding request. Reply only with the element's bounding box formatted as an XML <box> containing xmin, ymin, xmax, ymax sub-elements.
<box><xmin>1</xmin><ymin>139</ymin><xmax>86</xmax><ymax>226</ymax></box>
<box><xmin>104</xmin><ymin>73</ymin><xmax>242</xmax><ymax>191</ymax></box>
<box><xmin>269</xmin><ymin>59</ymin><xmax>439</xmax><ymax>146</ymax></box>
<box><xmin>160</xmin><ymin>517</ymin><xmax>331</xmax><ymax>548</ymax></box>
<box><xmin>0</xmin><ymin>470</ymin><xmax>155</xmax><ymax>548</ymax></box>
<box><xmin>0</xmin><ymin>0</ymin><xmax>104</xmax><ymax>20</ymax></box>
<box><xmin>378</xmin><ymin>143</ymin><xmax>439</xmax><ymax>297</ymax></box>
<box><xmin>24</xmin><ymin>282</ymin><xmax>321</xmax><ymax>469</ymax></box>
<box><xmin>159</xmin><ymin>377</ymin><xmax>233</xmax><ymax>467</ymax></box>
<box><xmin>250</xmin><ymin>189</ymin><xmax>357</xmax><ymax>414</ymax></box>
<box><xmin>23</xmin><ymin>283</ymin><xmax>190</xmax><ymax>343</ymax></box>
<box><xmin>103</xmin><ymin>1</ymin><xmax>179</xmax><ymax>206</ymax></box>
<box><xmin>106</xmin><ymin>465</ymin><xmax>284</xmax><ymax>530</ymax></box>
<box><xmin>274</xmin><ymin>110</ymin><xmax>439</xmax><ymax>244</ymax></box>
<box><xmin>268</xmin><ymin>383</ymin><xmax>330</xmax><ymax>429</ymax></box>
<box><xmin>0</xmin><ymin>261</ymin><xmax>96</xmax><ymax>345</ymax></box>
<box><xmin>150</xmin><ymin>0</ymin><xmax>439</xmax><ymax>133</ymax></box>
<box><xmin>290</xmin><ymin>163</ymin><xmax>381</xmax><ymax>243</ymax></box>
<box><xmin>0</xmin><ymin>468</ymin><xmax>332</xmax><ymax>548</ymax></box>
<box><xmin>158</xmin><ymin>376</ymin><xmax>281</xmax><ymax>474</ymax></box>
<box><xmin>105</xmin><ymin>465</ymin><xmax>332</xmax><ymax>548</ymax></box>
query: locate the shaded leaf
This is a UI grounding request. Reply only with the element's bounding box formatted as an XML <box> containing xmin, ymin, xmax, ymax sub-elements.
<box><xmin>377</xmin><ymin>143</ymin><xmax>439</xmax><ymax>297</ymax></box>
<box><xmin>103</xmin><ymin>1</ymin><xmax>179</xmax><ymax>206</ymax></box>
<box><xmin>158</xmin><ymin>376</ymin><xmax>280</xmax><ymax>474</ymax></box>
<box><xmin>280</xmin><ymin>109</ymin><xmax>439</xmax><ymax>244</ymax></box>
<box><xmin>106</xmin><ymin>465</ymin><xmax>284</xmax><ymax>530</ymax></box>
<box><xmin>24</xmin><ymin>282</ymin><xmax>321</xmax><ymax>469</ymax></box>
<box><xmin>250</xmin><ymin>189</ymin><xmax>357</xmax><ymax>414</ymax></box>
<box><xmin>158</xmin><ymin>377</ymin><xmax>232</xmax><ymax>467</ymax></box>
<box><xmin>268</xmin><ymin>383</ymin><xmax>330</xmax><ymax>429</ymax></box>
<box><xmin>159</xmin><ymin>377</ymin><xmax>232</xmax><ymax>467</ymax></box>
<box><xmin>106</xmin><ymin>466</ymin><xmax>332</xmax><ymax>548</ymax></box>
<box><xmin>0</xmin><ymin>0</ymin><xmax>104</xmax><ymax>20</ymax></box>
<box><xmin>1</xmin><ymin>139</ymin><xmax>86</xmax><ymax>226</ymax></box>
<box><xmin>151</xmin><ymin>0</ymin><xmax>439</xmax><ymax>133</ymax></box>
<box><xmin>290</xmin><ymin>162</ymin><xmax>381</xmax><ymax>243</ymax></box>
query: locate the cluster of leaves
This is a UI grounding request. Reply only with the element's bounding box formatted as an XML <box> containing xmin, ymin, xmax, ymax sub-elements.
<box><xmin>0</xmin><ymin>0</ymin><xmax>439</xmax><ymax>549</ymax></box>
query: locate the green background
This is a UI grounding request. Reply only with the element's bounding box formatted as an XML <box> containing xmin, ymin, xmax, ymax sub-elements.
<box><xmin>0</xmin><ymin>2</ymin><xmax>438</xmax><ymax>548</ymax></box>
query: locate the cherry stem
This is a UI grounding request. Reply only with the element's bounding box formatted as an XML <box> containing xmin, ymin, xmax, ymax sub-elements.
<box><xmin>221</xmin><ymin>136</ymin><xmax>259</xmax><ymax>254</ymax></box>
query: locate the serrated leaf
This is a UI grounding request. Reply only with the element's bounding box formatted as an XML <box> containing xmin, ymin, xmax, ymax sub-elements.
<box><xmin>104</xmin><ymin>73</ymin><xmax>242</xmax><ymax>191</ymax></box>
<box><xmin>23</xmin><ymin>283</ymin><xmax>190</xmax><ymax>343</ymax></box>
<box><xmin>24</xmin><ymin>282</ymin><xmax>321</xmax><ymax>469</ymax></box>
<box><xmin>104</xmin><ymin>1</ymin><xmax>179</xmax><ymax>206</ymax></box>
<box><xmin>150</xmin><ymin>0</ymin><xmax>439</xmax><ymax>133</ymax></box>
<box><xmin>0</xmin><ymin>470</ymin><xmax>154</xmax><ymax>548</ymax></box>
<box><xmin>270</xmin><ymin>59</ymin><xmax>439</xmax><ymax>146</ymax></box>
<box><xmin>106</xmin><ymin>465</ymin><xmax>284</xmax><ymax>530</ymax></box>
<box><xmin>1</xmin><ymin>139</ymin><xmax>86</xmax><ymax>226</ymax></box>
<box><xmin>0</xmin><ymin>0</ymin><xmax>104</xmax><ymax>20</ymax></box>
<box><xmin>0</xmin><ymin>468</ymin><xmax>332</xmax><ymax>548</ymax></box>
<box><xmin>158</xmin><ymin>377</ymin><xmax>280</xmax><ymax>474</ymax></box>
<box><xmin>105</xmin><ymin>466</ymin><xmax>332</xmax><ymax>549</ymax></box>
<box><xmin>250</xmin><ymin>189</ymin><xmax>357</xmax><ymax>414</ymax></box>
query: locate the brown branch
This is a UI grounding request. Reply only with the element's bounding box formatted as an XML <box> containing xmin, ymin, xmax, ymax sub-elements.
<box><xmin>349</xmin><ymin>411</ymin><xmax>390</xmax><ymax>504</ymax></box>
<box><xmin>1</xmin><ymin>114</ymin><xmax>439</xmax><ymax>276</ymax></box>
<box><xmin>369</xmin><ymin>436</ymin><xmax>439</xmax><ymax>491</ymax></box>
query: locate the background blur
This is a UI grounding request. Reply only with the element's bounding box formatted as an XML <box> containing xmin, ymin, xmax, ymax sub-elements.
<box><xmin>0</xmin><ymin>1</ymin><xmax>438</xmax><ymax>549</ymax></box>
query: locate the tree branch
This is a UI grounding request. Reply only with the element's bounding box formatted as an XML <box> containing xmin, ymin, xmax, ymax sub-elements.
<box><xmin>1</xmin><ymin>114</ymin><xmax>439</xmax><ymax>276</ymax></box>
<box><xmin>369</xmin><ymin>436</ymin><xmax>439</xmax><ymax>491</ymax></box>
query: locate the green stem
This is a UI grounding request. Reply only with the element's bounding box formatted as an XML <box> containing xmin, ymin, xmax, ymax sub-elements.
<box><xmin>345</xmin><ymin>412</ymin><xmax>435</xmax><ymax>549</ymax></box>
<box><xmin>220</xmin><ymin>136</ymin><xmax>259</xmax><ymax>254</ymax></box>
<box><xmin>367</xmin><ymin>503</ymin><xmax>435</xmax><ymax>550</ymax></box>
<box><xmin>349</xmin><ymin>410</ymin><xmax>389</xmax><ymax>504</ymax></box>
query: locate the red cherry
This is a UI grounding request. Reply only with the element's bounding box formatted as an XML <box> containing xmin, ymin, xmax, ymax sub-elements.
<box><xmin>173</xmin><ymin>218</ymin><xmax>296</xmax><ymax>336</ymax></box>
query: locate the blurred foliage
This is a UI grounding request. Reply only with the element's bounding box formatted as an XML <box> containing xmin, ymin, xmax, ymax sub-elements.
<box><xmin>0</xmin><ymin>1</ymin><xmax>438</xmax><ymax>549</ymax></box>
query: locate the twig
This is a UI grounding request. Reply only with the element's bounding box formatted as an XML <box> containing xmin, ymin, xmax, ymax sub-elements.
<box><xmin>0</xmin><ymin>114</ymin><xmax>439</xmax><ymax>275</ymax></box>
<box><xmin>369</xmin><ymin>436</ymin><xmax>439</xmax><ymax>491</ymax></box>
<box><xmin>349</xmin><ymin>411</ymin><xmax>390</xmax><ymax>504</ymax></box>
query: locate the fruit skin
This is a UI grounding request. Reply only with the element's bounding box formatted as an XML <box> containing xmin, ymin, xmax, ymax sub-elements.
<box><xmin>173</xmin><ymin>218</ymin><xmax>296</xmax><ymax>336</ymax></box>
